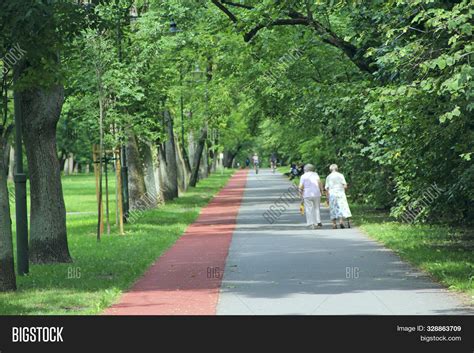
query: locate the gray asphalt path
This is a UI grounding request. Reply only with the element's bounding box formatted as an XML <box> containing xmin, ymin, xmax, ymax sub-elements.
<box><xmin>216</xmin><ymin>169</ymin><xmax>471</xmax><ymax>315</ymax></box>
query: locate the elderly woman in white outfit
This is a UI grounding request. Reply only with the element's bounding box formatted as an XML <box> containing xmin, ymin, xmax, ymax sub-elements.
<box><xmin>325</xmin><ymin>164</ymin><xmax>352</xmax><ymax>229</ymax></box>
<box><xmin>299</xmin><ymin>164</ymin><xmax>324</xmax><ymax>229</ymax></box>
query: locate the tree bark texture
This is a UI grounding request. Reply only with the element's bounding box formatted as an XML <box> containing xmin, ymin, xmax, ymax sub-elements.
<box><xmin>0</xmin><ymin>133</ymin><xmax>16</xmax><ymax>291</ymax></box>
<box><xmin>157</xmin><ymin>110</ymin><xmax>178</xmax><ymax>201</ymax></box>
<box><xmin>126</xmin><ymin>132</ymin><xmax>147</xmax><ymax>210</ymax></box>
<box><xmin>19</xmin><ymin>84</ymin><xmax>71</xmax><ymax>263</ymax></box>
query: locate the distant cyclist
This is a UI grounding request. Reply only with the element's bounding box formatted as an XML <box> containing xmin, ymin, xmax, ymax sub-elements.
<box><xmin>252</xmin><ymin>153</ymin><xmax>259</xmax><ymax>174</ymax></box>
<box><xmin>270</xmin><ymin>152</ymin><xmax>277</xmax><ymax>173</ymax></box>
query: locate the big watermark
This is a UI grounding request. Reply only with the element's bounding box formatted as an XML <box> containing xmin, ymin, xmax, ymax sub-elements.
<box><xmin>262</xmin><ymin>184</ymin><xmax>300</xmax><ymax>224</ymax></box>
<box><xmin>1</xmin><ymin>43</ymin><xmax>27</xmax><ymax>75</ymax></box>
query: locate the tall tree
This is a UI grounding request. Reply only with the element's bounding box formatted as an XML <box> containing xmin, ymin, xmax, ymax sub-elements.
<box><xmin>20</xmin><ymin>83</ymin><xmax>71</xmax><ymax>262</ymax></box>
<box><xmin>0</xmin><ymin>67</ymin><xmax>15</xmax><ymax>290</ymax></box>
<box><xmin>0</xmin><ymin>0</ymin><xmax>90</xmax><ymax>263</ymax></box>
<box><xmin>158</xmin><ymin>110</ymin><xmax>179</xmax><ymax>200</ymax></box>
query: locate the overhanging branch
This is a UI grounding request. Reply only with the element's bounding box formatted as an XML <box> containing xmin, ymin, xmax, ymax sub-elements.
<box><xmin>244</xmin><ymin>18</ymin><xmax>310</xmax><ymax>42</ymax></box>
<box><xmin>210</xmin><ymin>2</ymin><xmax>376</xmax><ymax>73</ymax></box>
<box><xmin>211</xmin><ymin>0</ymin><xmax>237</xmax><ymax>23</ymax></box>
<box><xmin>221</xmin><ymin>1</ymin><xmax>253</xmax><ymax>10</ymax></box>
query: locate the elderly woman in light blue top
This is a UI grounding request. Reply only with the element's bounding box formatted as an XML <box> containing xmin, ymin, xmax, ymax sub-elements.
<box><xmin>325</xmin><ymin>164</ymin><xmax>352</xmax><ymax>229</ymax></box>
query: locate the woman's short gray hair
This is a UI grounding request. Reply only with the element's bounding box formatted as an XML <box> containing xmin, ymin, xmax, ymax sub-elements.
<box><xmin>329</xmin><ymin>164</ymin><xmax>338</xmax><ymax>172</ymax></box>
<box><xmin>304</xmin><ymin>164</ymin><xmax>315</xmax><ymax>172</ymax></box>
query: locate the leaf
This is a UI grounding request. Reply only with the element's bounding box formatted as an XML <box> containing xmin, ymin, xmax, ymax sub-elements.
<box><xmin>439</xmin><ymin>106</ymin><xmax>461</xmax><ymax>123</ymax></box>
<box><xmin>437</xmin><ymin>58</ymin><xmax>447</xmax><ymax>70</ymax></box>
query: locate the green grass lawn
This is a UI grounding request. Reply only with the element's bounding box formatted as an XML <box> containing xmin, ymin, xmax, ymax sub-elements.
<box><xmin>277</xmin><ymin>166</ymin><xmax>473</xmax><ymax>302</ymax></box>
<box><xmin>1</xmin><ymin>170</ymin><xmax>234</xmax><ymax>315</ymax></box>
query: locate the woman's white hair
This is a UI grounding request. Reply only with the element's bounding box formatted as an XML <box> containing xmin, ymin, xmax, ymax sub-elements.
<box><xmin>304</xmin><ymin>164</ymin><xmax>315</xmax><ymax>172</ymax></box>
<box><xmin>329</xmin><ymin>164</ymin><xmax>338</xmax><ymax>172</ymax></box>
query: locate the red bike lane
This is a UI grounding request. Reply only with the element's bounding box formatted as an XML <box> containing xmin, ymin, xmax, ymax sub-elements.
<box><xmin>104</xmin><ymin>169</ymin><xmax>249</xmax><ymax>315</ymax></box>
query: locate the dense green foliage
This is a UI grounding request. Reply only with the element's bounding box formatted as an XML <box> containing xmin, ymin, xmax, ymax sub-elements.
<box><xmin>2</xmin><ymin>0</ymin><xmax>471</xmax><ymax>225</ymax></box>
<box><xmin>215</xmin><ymin>0</ymin><xmax>473</xmax><ymax>225</ymax></box>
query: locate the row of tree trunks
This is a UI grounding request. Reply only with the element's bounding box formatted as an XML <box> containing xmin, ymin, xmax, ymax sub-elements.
<box><xmin>125</xmin><ymin>109</ymin><xmax>206</xmax><ymax>212</ymax></box>
<box><xmin>2</xmin><ymin>84</ymin><xmax>212</xmax><ymax>274</ymax></box>
<box><xmin>223</xmin><ymin>147</ymin><xmax>241</xmax><ymax>168</ymax></box>
<box><xmin>0</xmin><ymin>132</ymin><xmax>16</xmax><ymax>291</ymax></box>
<box><xmin>19</xmin><ymin>85</ymin><xmax>72</xmax><ymax>264</ymax></box>
<box><xmin>63</xmin><ymin>154</ymin><xmax>76</xmax><ymax>175</ymax></box>
<box><xmin>0</xmin><ymin>145</ymin><xmax>55</xmax><ymax>177</ymax></box>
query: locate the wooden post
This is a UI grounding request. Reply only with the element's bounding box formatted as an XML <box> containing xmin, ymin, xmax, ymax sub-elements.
<box><xmin>115</xmin><ymin>148</ymin><xmax>124</xmax><ymax>235</ymax></box>
<box><xmin>105</xmin><ymin>150</ymin><xmax>111</xmax><ymax>235</ymax></box>
<box><xmin>115</xmin><ymin>163</ymin><xmax>119</xmax><ymax>227</ymax></box>
<box><xmin>93</xmin><ymin>145</ymin><xmax>104</xmax><ymax>238</ymax></box>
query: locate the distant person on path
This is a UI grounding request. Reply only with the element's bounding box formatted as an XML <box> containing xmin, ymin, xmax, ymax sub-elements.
<box><xmin>270</xmin><ymin>152</ymin><xmax>277</xmax><ymax>173</ymax></box>
<box><xmin>325</xmin><ymin>164</ymin><xmax>352</xmax><ymax>229</ymax></box>
<box><xmin>297</xmin><ymin>162</ymin><xmax>305</xmax><ymax>177</ymax></box>
<box><xmin>252</xmin><ymin>153</ymin><xmax>259</xmax><ymax>173</ymax></box>
<box><xmin>245</xmin><ymin>157</ymin><xmax>250</xmax><ymax>168</ymax></box>
<box><xmin>289</xmin><ymin>162</ymin><xmax>299</xmax><ymax>180</ymax></box>
<box><xmin>299</xmin><ymin>164</ymin><xmax>324</xmax><ymax>229</ymax></box>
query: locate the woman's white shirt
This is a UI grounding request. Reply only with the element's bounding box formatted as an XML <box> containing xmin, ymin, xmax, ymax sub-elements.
<box><xmin>325</xmin><ymin>171</ymin><xmax>347</xmax><ymax>193</ymax></box>
<box><xmin>299</xmin><ymin>172</ymin><xmax>321</xmax><ymax>198</ymax></box>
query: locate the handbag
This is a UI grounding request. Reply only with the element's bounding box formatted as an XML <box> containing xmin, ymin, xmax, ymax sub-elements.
<box><xmin>299</xmin><ymin>201</ymin><xmax>305</xmax><ymax>215</ymax></box>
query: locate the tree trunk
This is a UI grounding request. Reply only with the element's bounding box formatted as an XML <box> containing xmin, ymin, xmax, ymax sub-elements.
<box><xmin>177</xmin><ymin>131</ymin><xmax>192</xmax><ymax>188</ymax></box>
<box><xmin>223</xmin><ymin>151</ymin><xmax>232</xmax><ymax>168</ymax></box>
<box><xmin>153</xmin><ymin>158</ymin><xmax>162</xmax><ymax>202</ymax></box>
<box><xmin>126</xmin><ymin>132</ymin><xmax>147</xmax><ymax>210</ymax></box>
<box><xmin>224</xmin><ymin>147</ymin><xmax>241</xmax><ymax>168</ymax></box>
<box><xmin>189</xmin><ymin>127</ymin><xmax>208</xmax><ymax>187</ymax></box>
<box><xmin>141</xmin><ymin>141</ymin><xmax>159</xmax><ymax>207</ymax></box>
<box><xmin>188</xmin><ymin>131</ymin><xmax>197</xmax><ymax>171</ymax></box>
<box><xmin>58</xmin><ymin>151</ymin><xmax>66</xmax><ymax>173</ymax></box>
<box><xmin>175</xmin><ymin>137</ymin><xmax>190</xmax><ymax>193</ymax></box>
<box><xmin>209</xmin><ymin>146</ymin><xmax>218</xmax><ymax>173</ymax></box>
<box><xmin>68</xmin><ymin>154</ymin><xmax>74</xmax><ymax>175</ymax></box>
<box><xmin>199</xmin><ymin>142</ymin><xmax>209</xmax><ymax>179</ymax></box>
<box><xmin>20</xmin><ymin>84</ymin><xmax>71</xmax><ymax>263</ymax></box>
<box><xmin>63</xmin><ymin>158</ymin><xmax>69</xmax><ymax>176</ymax></box>
<box><xmin>181</xmin><ymin>141</ymin><xmax>192</xmax><ymax>176</ymax></box>
<box><xmin>7</xmin><ymin>145</ymin><xmax>14</xmax><ymax>181</ymax></box>
<box><xmin>0</xmin><ymin>134</ymin><xmax>16</xmax><ymax>291</ymax></box>
<box><xmin>157</xmin><ymin>110</ymin><xmax>179</xmax><ymax>201</ymax></box>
